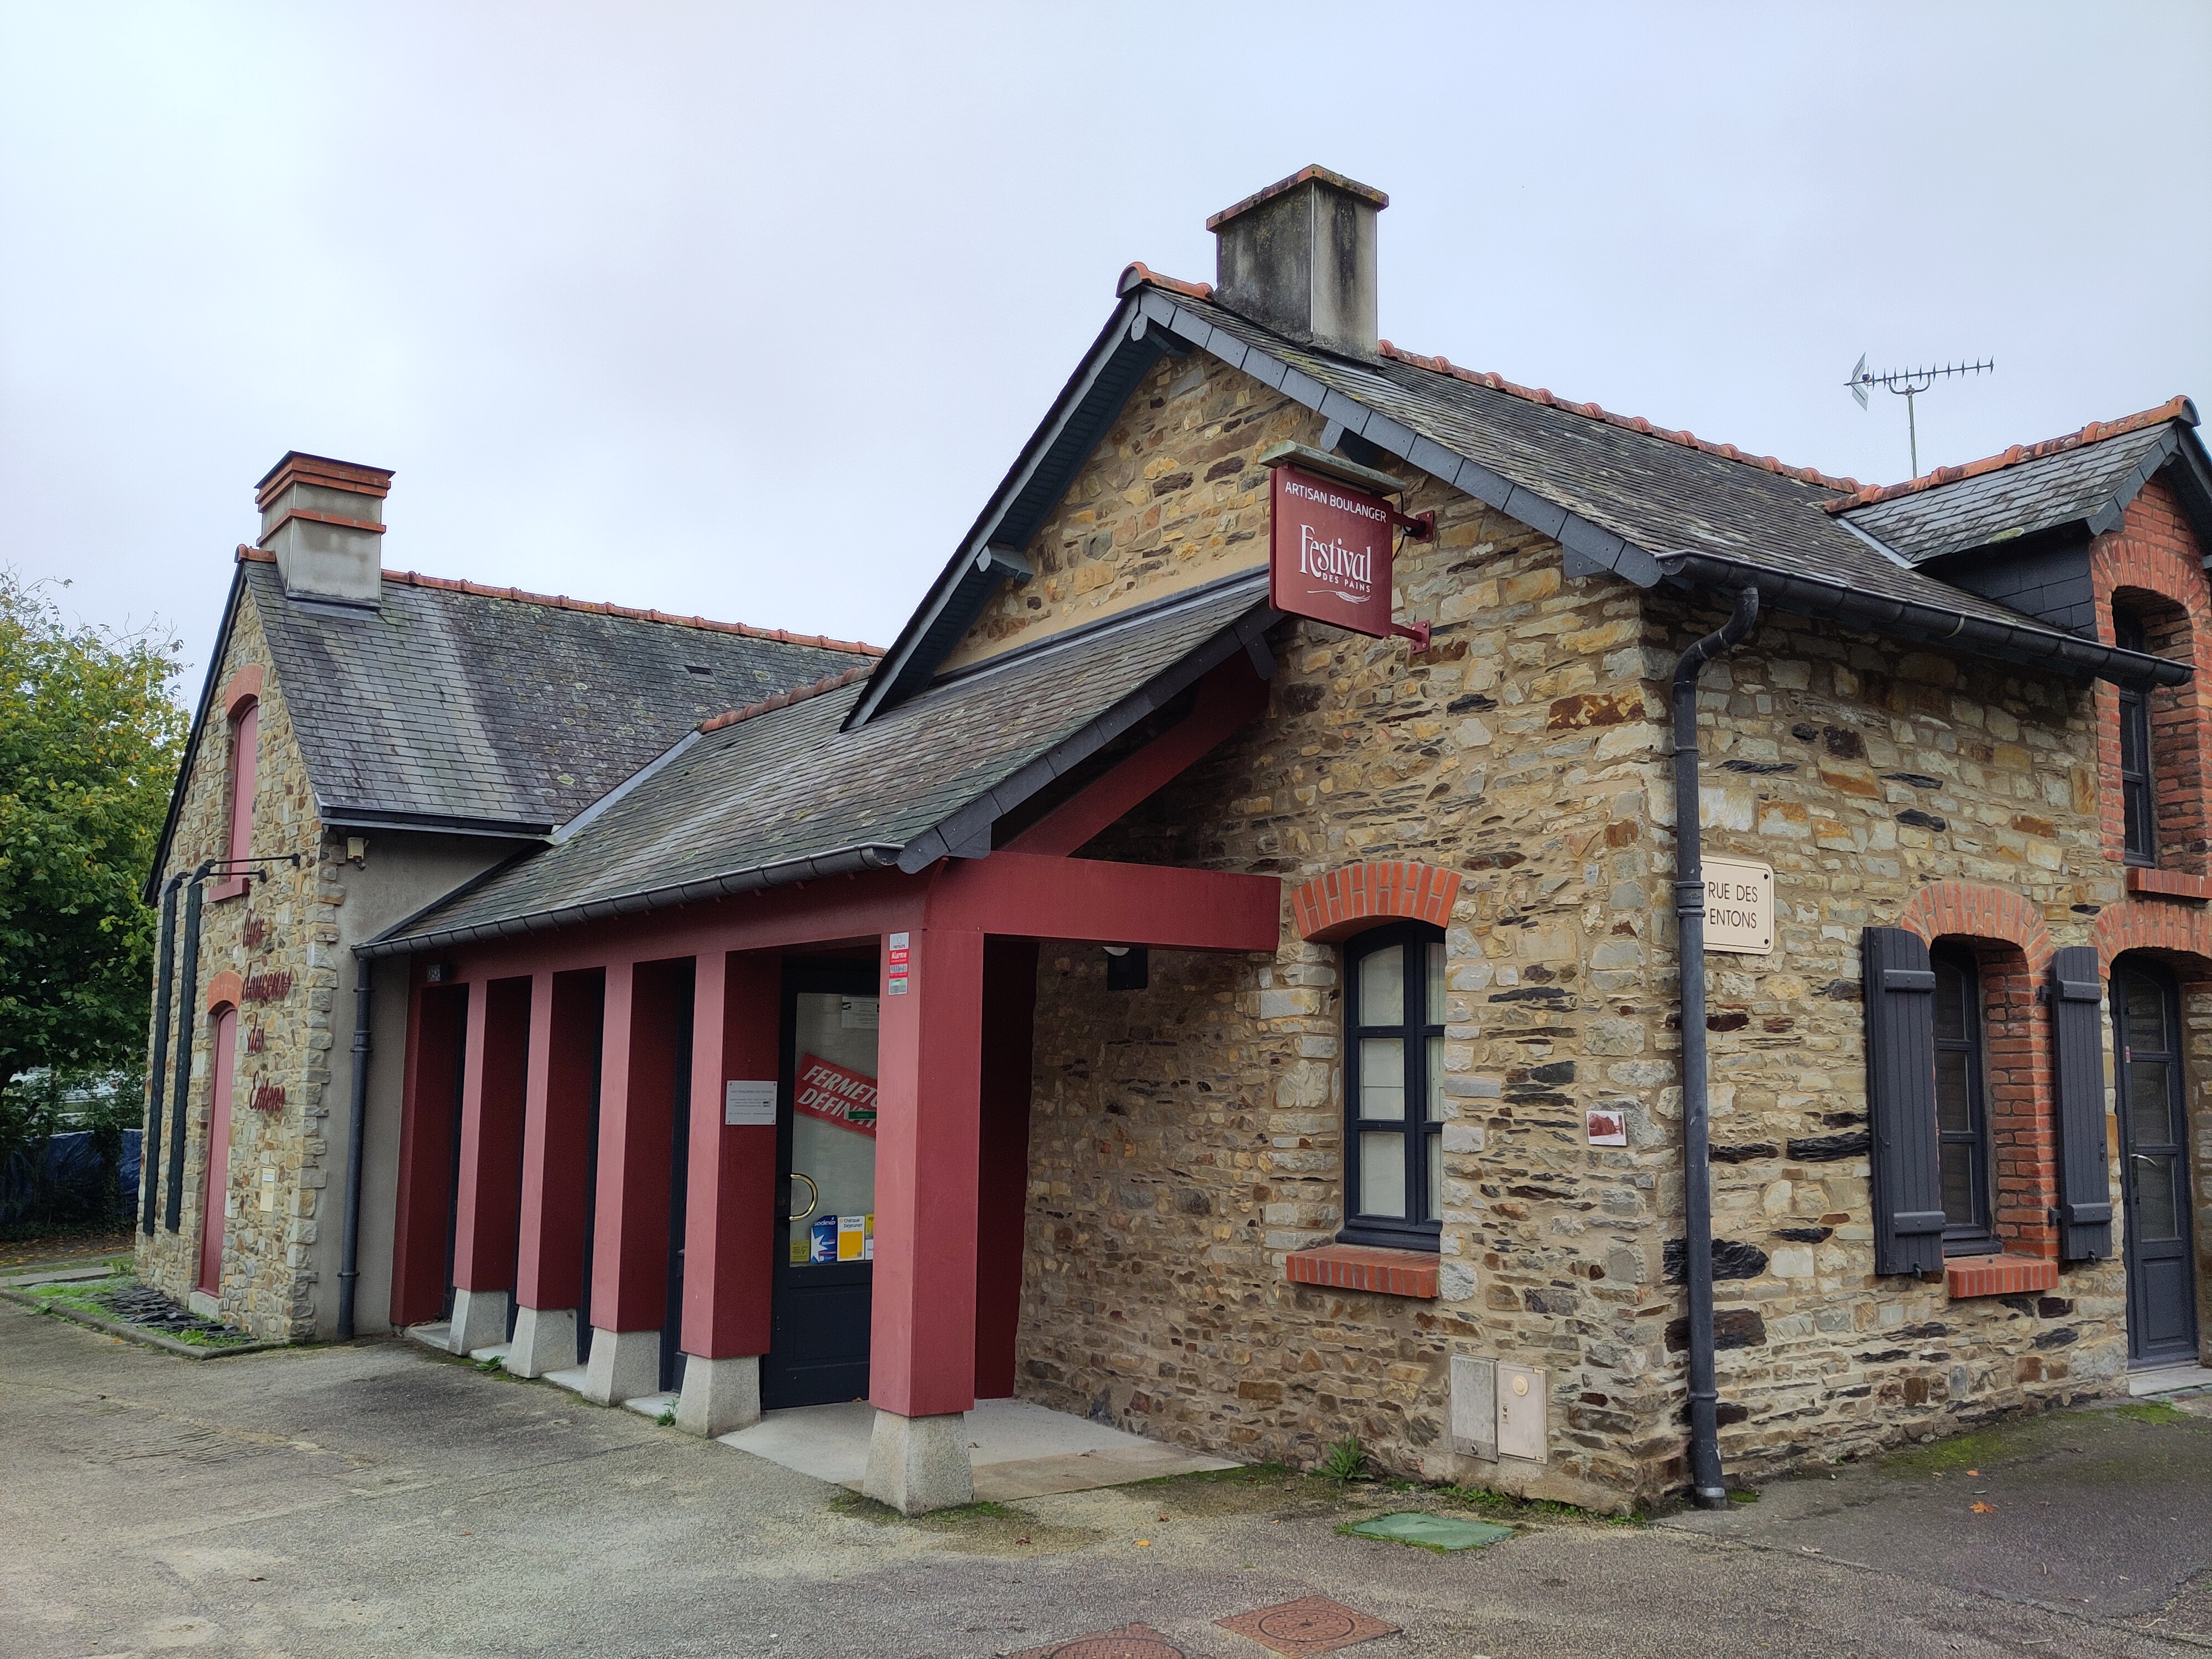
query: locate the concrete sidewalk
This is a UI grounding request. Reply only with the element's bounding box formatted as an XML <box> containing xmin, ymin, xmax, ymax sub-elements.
<box><xmin>7</xmin><ymin>1295</ymin><xmax>2211</xmax><ymax>1658</ymax></box>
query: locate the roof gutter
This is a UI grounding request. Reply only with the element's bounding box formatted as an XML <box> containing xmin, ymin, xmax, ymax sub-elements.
<box><xmin>357</xmin><ymin>842</ymin><xmax>904</xmax><ymax>961</ymax></box>
<box><xmin>1658</xmin><ymin>551</ymin><xmax>2189</xmax><ymax>689</ymax></box>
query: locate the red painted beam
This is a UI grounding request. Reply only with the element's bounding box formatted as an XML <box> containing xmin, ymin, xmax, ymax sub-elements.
<box><xmin>974</xmin><ymin>938</ymin><xmax>1037</xmax><ymax>1399</ymax></box>
<box><xmin>930</xmin><ymin>851</ymin><xmax>1282</xmax><ymax>952</ymax></box>
<box><xmin>388</xmin><ymin>980</ymin><xmax>466</xmax><ymax>1329</ymax></box>
<box><xmin>870</xmin><ymin>927</ymin><xmax>983</xmax><ymax>1418</ymax></box>
<box><xmin>1007</xmin><ymin>658</ymin><xmax>1269</xmax><ymax>858</ymax></box>
<box><xmin>515</xmin><ymin>969</ymin><xmax>603</xmax><ymax>1315</ymax></box>
<box><xmin>589</xmin><ymin>958</ymin><xmax>687</xmax><ymax>1333</ymax></box>
<box><xmin>680</xmin><ymin>951</ymin><xmax>779</xmax><ymax>1359</ymax></box>
<box><xmin>452</xmin><ymin>977</ymin><xmax>530</xmax><ymax>1293</ymax></box>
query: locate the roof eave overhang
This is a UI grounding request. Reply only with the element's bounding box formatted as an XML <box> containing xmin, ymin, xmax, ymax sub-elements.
<box><xmin>144</xmin><ymin>561</ymin><xmax>251</xmax><ymax>904</ymax></box>
<box><xmin>1658</xmin><ymin>550</ymin><xmax>2190</xmax><ymax>689</ymax></box>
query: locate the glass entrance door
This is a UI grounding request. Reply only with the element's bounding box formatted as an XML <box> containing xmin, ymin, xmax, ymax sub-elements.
<box><xmin>2114</xmin><ymin>961</ymin><xmax>2199</xmax><ymax>1365</ymax></box>
<box><xmin>761</xmin><ymin>962</ymin><xmax>879</xmax><ymax>1410</ymax></box>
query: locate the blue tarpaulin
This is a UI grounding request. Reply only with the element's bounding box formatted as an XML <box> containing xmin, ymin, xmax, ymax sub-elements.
<box><xmin>0</xmin><ymin>1128</ymin><xmax>139</xmax><ymax>1227</ymax></box>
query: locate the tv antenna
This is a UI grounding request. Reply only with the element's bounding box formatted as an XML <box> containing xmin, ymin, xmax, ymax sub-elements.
<box><xmin>1845</xmin><ymin>353</ymin><xmax>1994</xmax><ymax>478</ymax></box>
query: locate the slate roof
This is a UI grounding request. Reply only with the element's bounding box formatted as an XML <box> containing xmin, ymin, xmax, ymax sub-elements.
<box><xmin>1165</xmin><ymin>294</ymin><xmax>2130</xmax><ymax>649</ymax></box>
<box><xmin>367</xmin><ymin>575</ymin><xmax>1273</xmax><ymax>953</ymax></box>
<box><xmin>1843</xmin><ymin>424</ymin><xmax>2185</xmax><ymax>564</ymax></box>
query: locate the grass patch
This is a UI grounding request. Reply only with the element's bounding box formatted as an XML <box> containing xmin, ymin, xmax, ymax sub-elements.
<box><xmin>1439</xmin><ymin>1484</ymin><xmax>1642</xmax><ymax>1526</ymax></box>
<box><xmin>655</xmin><ymin>1408</ymin><xmax>677</xmax><ymax>1427</ymax></box>
<box><xmin>1884</xmin><ymin>1426</ymin><xmax>2018</xmax><ymax>1474</ymax></box>
<box><xmin>1316</xmin><ymin>1435</ymin><xmax>1368</xmax><ymax>1481</ymax></box>
<box><xmin>2115</xmin><ymin>1400</ymin><xmax>2188</xmax><ymax>1425</ymax></box>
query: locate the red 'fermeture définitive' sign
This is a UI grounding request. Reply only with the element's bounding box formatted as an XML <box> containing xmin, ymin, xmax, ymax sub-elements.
<box><xmin>795</xmin><ymin>1053</ymin><xmax>878</xmax><ymax>1138</ymax></box>
<box><xmin>1270</xmin><ymin>465</ymin><xmax>1397</xmax><ymax>638</ymax></box>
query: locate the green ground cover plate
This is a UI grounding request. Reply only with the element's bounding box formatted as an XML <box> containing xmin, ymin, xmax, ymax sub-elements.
<box><xmin>1342</xmin><ymin>1511</ymin><xmax>1515</xmax><ymax>1551</ymax></box>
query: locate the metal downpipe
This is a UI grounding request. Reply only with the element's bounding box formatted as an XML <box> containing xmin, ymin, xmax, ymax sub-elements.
<box><xmin>1673</xmin><ymin>585</ymin><xmax>1759</xmax><ymax>1511</ymax></box>
<box><xmin>336</xmin><ymin>954</ymin><xmax>374</xmax><ymax>1341</ymax></box>
<box><xmin>142</xmin><ymin>877</ymin><xmax>181</xmax><ymax>1234</ymax></box>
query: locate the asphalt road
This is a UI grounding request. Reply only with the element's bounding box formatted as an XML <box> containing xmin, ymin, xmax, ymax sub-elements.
<box><xmin>6</xmin><ymin>1295</ymin><xmax>2210</xmax><ymax>1658</ymax></box>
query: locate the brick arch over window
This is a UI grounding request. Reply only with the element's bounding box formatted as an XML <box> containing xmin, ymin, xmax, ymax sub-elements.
<box><xmin>2093</xmin><ymin>902</ymin><xmax>2212</xmax><ymax>974</ymax></box>
<box><xmin>204</xmin><ymin>969</ymin><xmax>243</xmax><ymax>1014</ymax></box>
<box><xmin>2093</xmin><ymin>480</ymin><xmax>2212</xmax><ymax>872</ymax></box>
<box><xmin>1291</xmin><ymin>860</ymin><xmax>1460</xmax><ymax>944</ymax></box>
<box><xmin>1895</xmin><ymin>881</ymin><xmax>2055</xmax><ymax>972</ymax></box>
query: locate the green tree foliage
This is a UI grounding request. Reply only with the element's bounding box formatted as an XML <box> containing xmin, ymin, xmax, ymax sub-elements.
<box><xmin>0</xmin><ymin>570</ymin><xmax>187</xmax><ymax>1092</ymax></box>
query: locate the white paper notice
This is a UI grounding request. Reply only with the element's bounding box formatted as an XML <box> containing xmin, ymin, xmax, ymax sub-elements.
<box><xmin>723</xmin><ymin>1079</ymin><xmax>776</xmax><ymax>1126</ymax></box>
<box><xmin>839</xmin><ymin>996</ymin><xmax>879</xmax><ymax>1029</ymax></box>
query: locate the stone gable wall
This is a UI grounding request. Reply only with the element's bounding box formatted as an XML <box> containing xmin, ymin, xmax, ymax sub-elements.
<box><xmin>1001</xmin><ymin>352</ymin><xmax>2207</xmax><ymax>1506</ymax></box>
<box><xmin>137</xmin><ymin>582</ymin><xmax>347</xmax><ymax>1340</ymax></box>
<box><xmin>934</xmin><ymin>350</ymin><xmax>1296</xmax><ymax>675</ymax></box>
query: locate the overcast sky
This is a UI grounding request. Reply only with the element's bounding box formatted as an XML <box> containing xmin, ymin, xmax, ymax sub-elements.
<box><xmin>4</xmin><ymin>2</ymin><xmax>2208</xmax><ymax>695</ymax></box>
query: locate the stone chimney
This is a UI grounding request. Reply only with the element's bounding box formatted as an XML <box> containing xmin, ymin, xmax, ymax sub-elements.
<box><xmin>1208</xmin><ymin>165</ymin><xmax>1387</xmax><ymax>359</ymax></box>
<box><xmin>254</xmin><ymin>452</ymin><xmax>392</xmax><ymax>607</ymax></box>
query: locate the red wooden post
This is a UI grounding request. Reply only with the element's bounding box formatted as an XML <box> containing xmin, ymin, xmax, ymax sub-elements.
<box><xmin>974</xmin><ymin>938</ymin><xmax>1038</xmax><ymax>1399</ymax></box>
<box><xmin>680</xmin><ymin>951</ymin><xmax>779</xmax><ymax>1359</ymax></box>
<box><xmin>869</xmin><ymin>926</ymin><xmax>984</xmax><ymax>1420</ymax></box>
<box><xmin>388</xmin><ymin>979</ymin><xmax>466</xmax><ymax>1331</ymax></box>
<box><xmin>449</xmin><ymin>976</ymin><xmax>531</xmax><ymax>1350</ymax></box>
<box><xmin>513</xmin><ymin>970</ymin><xmax>602</xmax><ymax>1324</ymax></box>
<box><xmin>584</xmin><ymin>958</ymin><xmax>684</xmax><ymax>1401</ymax></box>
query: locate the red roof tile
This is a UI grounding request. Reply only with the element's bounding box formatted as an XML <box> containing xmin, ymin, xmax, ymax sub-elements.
<box><xmin>696</xmin><ymin>663</ymin><xmax>874</xmax><ymax>733</ymax></box>
<box><xmin>234</xmin><ymin>544</ymin><xmax>881</xmax><ymax>655</ymax></box>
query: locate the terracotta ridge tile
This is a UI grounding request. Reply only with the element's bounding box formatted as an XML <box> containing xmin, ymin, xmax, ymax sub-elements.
<box><xmin>1819</xmin><ymin>395</ymin><xmax>2198</xmax><ymax>513</ymax></box>
<box><xmin>1375</xmin><ymin>342</ymin><xmax>1861</xmax><ymax>492</ymax></box>
<box><xmin>1118</xmin><ymin>261</ymin><xmax>1213</xmax><ymax>302</ymax></box>
<box><xmin>232</xmin><ymin>543</ymin><xmax>880</xmax><ymax>655</ymax></box>
<box><xmin>697</xmin><ymin>663</ymin><xmax>874</xmax><ymax>733</ymax></box>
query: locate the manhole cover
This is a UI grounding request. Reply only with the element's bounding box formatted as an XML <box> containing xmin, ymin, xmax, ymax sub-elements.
<box><xmin>1216</xmin><ymin>1595</ymin><xmax>1399</xmax><ymax>1656</ymax></box>
<box><xmin>1008</xmin><ymin>1623</ymin><xmax>1183</xmax><ymax>1659</ymax></box>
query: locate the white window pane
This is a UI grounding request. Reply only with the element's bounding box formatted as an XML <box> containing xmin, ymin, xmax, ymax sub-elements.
<box><xmin>1360</xmin><ymin>1131</ymin><xmax>1406</xmax><ymax>1217</ymax></box>
<box><xmin>1360</xmin><ymin>1039</ymin><xmax>1406</xmax><ymax>1119</ymax></box>
<box><xmin>1426</xmin><ymin>940</ymin><xmax>1446</xmax><ymax>1025</ymax></box>
<box><xmin>1360</xmin><ymin>946</ymin><xmax>1404</xmax><ymax>1025</ymax></box>
<box><xmin>1427</xmin><ymin>1132</ymin><xmax>1442</xmax><ymax>1219</ymax></box>
<box><xmin>1426</xmin><ymin>1035</ymin><xmax>1444</xmax><ymax>1121</ymax></box>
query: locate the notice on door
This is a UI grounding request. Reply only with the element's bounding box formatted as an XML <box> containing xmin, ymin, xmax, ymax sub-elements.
<box><xmin>1702</xmin><ymin>857</ymin><xmax>1775</xmax><ymax>956</ymax></box>
<box><xmin>795</xmin><ymin>1053</ymin><xmax>878</xmax><ymax>1137</ymax></box>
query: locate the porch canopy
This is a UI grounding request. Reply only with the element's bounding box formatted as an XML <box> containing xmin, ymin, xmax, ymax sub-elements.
<box><xmin>361</xmin><ymin>573</ymin><xmax>1286</xmax><ymax>1505</ymax></box>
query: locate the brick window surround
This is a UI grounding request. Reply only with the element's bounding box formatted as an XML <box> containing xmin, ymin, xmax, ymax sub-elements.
<box><xmin>211</xmin><ymin>669</ymin><xmax>263</xmax><ymax>904</ymax></box>
<box><xmin>2092</xmin><ymin>479</ymin><xmax>2212</xmax><ymax>875</ymax></box>
<box><xmin>1896</xmin><ymin>882</ymin><xmax>2060</xmax><ymax>1264</ymax></box>
<box><xmin>1291</xmin><ymin>860</ymin><xmax>1460</xmax><ymax>943</ymax></box>
<box><xmin>202</xmin><ymin>969</ymin><xmax>243</xmax><ymax>1014</ymax></box>
<box><xmin>1284</xmin><ymin>1242</ymin><xmax>1438</xmax><ymax>1298</ymax></box>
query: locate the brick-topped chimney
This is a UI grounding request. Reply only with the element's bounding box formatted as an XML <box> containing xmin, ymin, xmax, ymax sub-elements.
<box><xmin>1208</xmin><ymin>165</ymin><xmax>1387</xmax><ymax>360</ymax></box>
<box><xmin>254</xmin><ymin>452</ymin><xmax>392</xmax><ymax>607</ymax></box>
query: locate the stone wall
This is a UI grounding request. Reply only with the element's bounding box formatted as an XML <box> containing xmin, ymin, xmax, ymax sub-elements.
<box><xmin>993</xmin><ymin>346</ymin><xmax>2200</xmax><ymax>1509</ymax></box>
<box><xmin>934</xmin><ymin>349</ymin><xmax>1298</xmax><ymax>675</ymax></box>
<box><xmin>137</xmin><ymin>582</ymin><xmax>345</xmax><ymax>1341</ymax></box>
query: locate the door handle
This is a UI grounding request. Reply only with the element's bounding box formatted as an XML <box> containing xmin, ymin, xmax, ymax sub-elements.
<box><xmin>787</xmin><ymin>1171</ymin><xmax>819</xmax><ymax>1222</ymax></box>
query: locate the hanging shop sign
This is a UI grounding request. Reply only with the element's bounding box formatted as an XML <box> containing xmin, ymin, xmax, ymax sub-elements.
<box><xmin>794</xmin><ymin>1053</ymin><xmax>878</xmax><ymax>1137</ymax></box>
<box><xmin>1265</xmin><ymin>447</ymin><xmax>1432</xmax><ymax>648</ymax></box>
<box><xmin>1701</xmin><ymin>856</ymin><xmax>1775</xmax><ymax>956</ymax></box>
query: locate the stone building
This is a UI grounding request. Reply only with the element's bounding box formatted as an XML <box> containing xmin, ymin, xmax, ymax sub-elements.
<box><xmin>141</xmin><ymin>167</ymin><xmax>2212</xmax><ymax>1513</ymax></box>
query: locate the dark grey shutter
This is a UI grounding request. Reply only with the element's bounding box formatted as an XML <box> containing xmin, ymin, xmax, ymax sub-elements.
<box><xmin>2049</xmin><ymin>945</ymin><xmax>2112</xmax><ymax>1261</ymax></box>
<box><xmin>1864</xmin><ymin>927</ymin><xmax>1945</xmax><ymax>1275</ymax></box>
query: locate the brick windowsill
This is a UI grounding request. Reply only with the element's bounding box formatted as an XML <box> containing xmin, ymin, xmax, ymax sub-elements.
<box><xmin>1946</xmin><ymin>1253</ymin><xmax>2059</xmax><ymax>1299</ymax></box>
<box><xmin>2127</xmin><ymin>867</ymin><xmax>2212</xmax><ymax>902</ymax></box>
<box><xmin>207</xmin><ymin>875</ymin><xmax>249</xmax><ymax>902</ymax></box>
<box><xmin>1284</xmin><ymin>1243</ymin><xmax>1438</xmax><ymax>1300</ymax></box>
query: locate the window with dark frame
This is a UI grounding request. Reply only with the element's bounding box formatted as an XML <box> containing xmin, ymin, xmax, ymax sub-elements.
<box><xmin>1930</xmin><ymin>944</ymin><xmax>1994</xmax><ymax>1253</ymax></box>
<box><xmin>2116</xmin><ymin>613</ymin><xmax>2157</xmax><ymax>867</ymax></box>
<box><xmin>1341</xmin><ymin>922</ymin><xmax>1445</xmax><ymax>1251</ymax></box>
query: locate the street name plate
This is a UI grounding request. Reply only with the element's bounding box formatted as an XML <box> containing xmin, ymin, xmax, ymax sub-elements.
<box><xmin>1702</xmin><ymin>856</ymin><xmax>1774</xmax><ymax>956</ymax></box>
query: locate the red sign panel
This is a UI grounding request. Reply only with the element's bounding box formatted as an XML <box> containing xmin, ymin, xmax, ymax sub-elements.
<box><xmin>1270</xmin><ymin>465</ymin><xmax>1396</xmax><ymax>638</ymax></box>
<box><xmin>795</xmin><ymin>1052</ymin><xmax>878</xmax><ymax>1138</ymax></box>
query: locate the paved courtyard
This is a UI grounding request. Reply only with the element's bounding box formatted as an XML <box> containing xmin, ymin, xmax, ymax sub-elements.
<box><xmin>8</xmin><ymin>1293</ymin><xmax>2212</xmax><ymax>1658</ymax></box>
